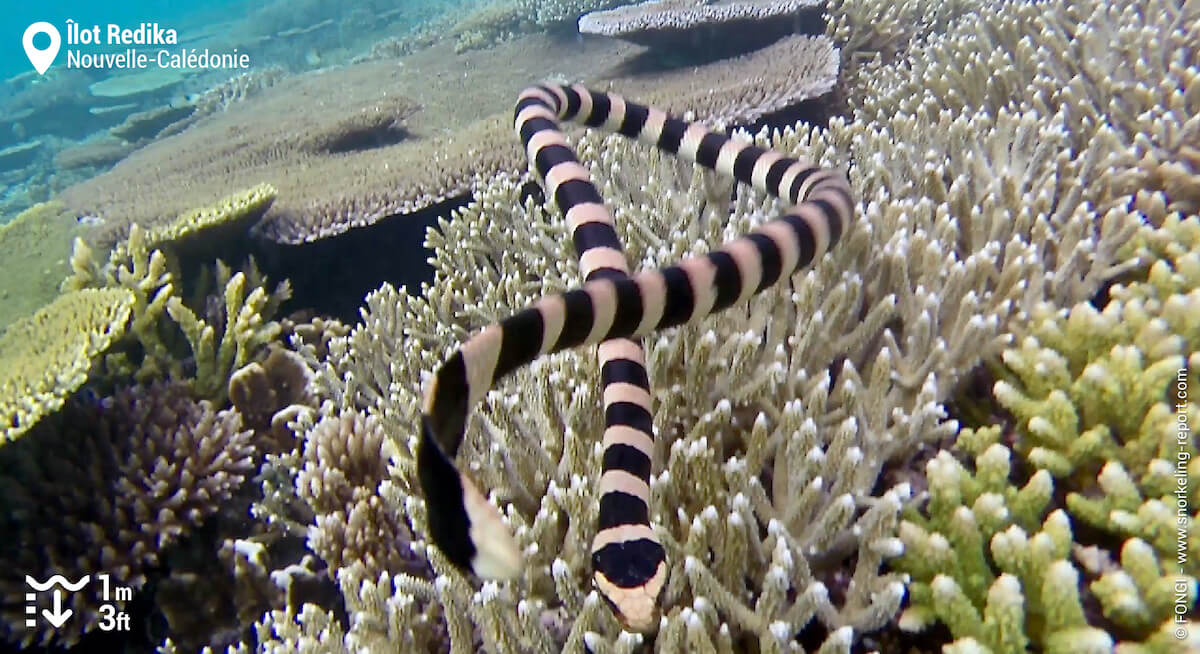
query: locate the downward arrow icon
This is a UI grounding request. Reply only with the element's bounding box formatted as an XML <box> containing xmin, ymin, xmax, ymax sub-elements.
<box><xmin>42</xmin><ymin>590</ymin><xmax>72</xmax><ymax>628</ymax></box>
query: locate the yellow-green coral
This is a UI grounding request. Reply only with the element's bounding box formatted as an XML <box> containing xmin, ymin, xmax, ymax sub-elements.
<box><xmin>64</xmin><ymin>224</ymin><xmax>177</xmax><ymax>381</ymax></box>
<box><xmin>146</xmin><ymin>183</ymin><xmax>276</xmax><ymax>249</ymax></box>
<box><xmin>62</xmin><ymin>195</ymin><xmax>290</xmax><ymax>401</ymax></box>
<box><xmin>100</xmin><ymin>184</ymin><xmax>277</xmax><ymax>265</ymax></box>
<box><xmin>0</xmin><ymin>201</ymin><xmax>85</xmax><ymax>333</ymax></box>
<box><xmin>166</xmin><ymin>261</ymin><xmax>288</xmax><ymax>402</ymax></box>
<box><xmin>895</xmin><ymin>208</ymin><xmax>1200</xmax><ymax>651</ymax></box>
<box><xmin>993</xmin><ymin>209</ymin><xmax>1200</xmax><ymax>569</ymax></box>
<box><xmin>0</xmin><ymin>288</ymin><xmax>134</xmax><ymax>442</ymax></box>
<box><xmin>894</xmin><ymin>426</ymin><xmax>1198</xmax><ymax>653</ymax></box>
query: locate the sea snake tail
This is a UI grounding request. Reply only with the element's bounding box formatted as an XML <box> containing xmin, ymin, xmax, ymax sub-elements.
<box><xmin>417</xmin><ymin>83</ymin><xmax>853</xmax><ymax>627</ymax></box>
<box><xmin>516</xmin><ymin>84</ymin><xmax>665</xmax><ymax>632</ymax></box>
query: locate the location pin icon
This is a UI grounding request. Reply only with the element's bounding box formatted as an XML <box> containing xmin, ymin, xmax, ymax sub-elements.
<box><xmin>23</xmin><ymin>22</ymin><xmax>61</xmax><ymax>75</ymax></box>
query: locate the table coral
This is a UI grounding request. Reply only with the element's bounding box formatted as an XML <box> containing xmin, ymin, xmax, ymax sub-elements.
<box><xmin>0</xmin><ymin>201</ymin><xmax>82</xmax><ymax>333</ymax></box>
<box><xmin>578</xmin><ymin>0</ymin><xmax>823</xmax><ymax>50</ymax></box>
<box><xmin>0</xmin><ymin>287</ymin><xmax>133</xmax><ymax>443</ymax></box>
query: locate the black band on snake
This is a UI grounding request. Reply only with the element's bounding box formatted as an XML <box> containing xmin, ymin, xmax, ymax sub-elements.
<box><xmin>417</xmin><ymin>83</ymin><xmax>853</xmax><ymax>633</ymax></box>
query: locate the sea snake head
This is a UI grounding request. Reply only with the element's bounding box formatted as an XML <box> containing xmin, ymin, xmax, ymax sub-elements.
<box><xmin>594</xmin><ymin>558</ymin><xmax>668</xmax><ymax>633</ymax></box>
<box><xmin>418</xmin><ymin>418</ymin><xmax>522</xmax><ymax>580</ymax></box>
<box><xmin>591</xmin><ymin>523</ymin><xmax>669</xmax><ymax>633</ymax></box>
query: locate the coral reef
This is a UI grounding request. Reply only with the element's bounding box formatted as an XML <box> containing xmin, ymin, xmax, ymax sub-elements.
<box><xmin>58</xmin><ymin>59</ymin><xmax>492</xmax><ymax>247</ymax></box>
<box><xmin>88</xmin><ymin>68</ymin><xmax>190</xmax><ymax>99</ymax></box>
<box><xmin>0</xmin><ymin>139</ymin><xmax>43</xmax><ymax>170</ymax></box>
<box><xmin>613</xmin><ymin>34</ymin><xmax>839</xmax><ymax>127</ymax></box>
<box><xmin>0</xmin><ymin>0</ymin><xmax>1192</xmax><ymax>650</ymax></box>
<box><xmin>62</xmin><ymin>61</ymin><xmax>422</xmax><ymax>250</ymax></box>
<box><xmin>296</xmin><ymin>410</ymin><xmax>429</xmax><ymax>578</ymax></box>
<box><xmin>0</xmin><ymin>287</ymin><xmax>134</xmax><ymax>442</ymax></box>
<box><xmin>823</xmin><ymin>0</ymin><xmax>978</xmax><ymax>80</ymax></box>
<box><xmin>893</xmin><ymin>167</ymin><xmax>1199</xmax><ymax>651</ymax></box>
<box><xmin>514</xmin><ymin>0</ymin><xmax>628</xmax><ymax>28</ymax></box>
<box><xmin>450</xmin><ymin>0</ymin><xmax>530</xmax><ymax>53</ymax></box>
<box><xmin>190</xmin><ymin>66</ymin><xmax>288</xmax><ymax>115</ymax></box>
<box><xmin>579</xmin><ymin>0</ymin><xmax>822</xmax><ymax>50</ymax></box>
<box><xmin>893</xmin><ymin>424</ymin><xmax>1197</xmax><ymax>653</ymax></box>
<box><xmin>53</xmin><ymin>136</ymin><xmax>137</xmax><ymax>172</ymax></box>
<box><xmin>108</xmin><ymin>104</ymin><xmax>198</xmax><ymax>145</ymax></box>
<box><xmin>56</xmin><ymin>30</ymin><xmax>840</xmax><ymax>247</ymax></box>
<box><xmin>229</xmin><ymin>345</ymin><xmax>315</xmax><ymax>445</ymax></box>
<box><xmin>0</xmin><ymin>201</ymin><xmax>85</xmax><ymax>332</ymax></box>
<box><xmin>63</xmin><ymin>195</ymin><xmax>291</xmax><ymax>398</ymax></box>
<box><xmin>0</xmin><ymin>381</ymin><xmax>254</xmax><ymax>646</ymax></box>
<box><xmin>224</xmin><ymin>0</ymin><xmax>1176</xmax><ymax>647</ymax></box>
<box><xmin>166</xmin><ymin>263</ymin><xmax>290</xmax><ymax>402</ymax></box>
<box><xmin>849</xmin><ymin>0</ymin><xmax>1199</xmax><ymax>216</ymax></box>
<box><xmin>258</xmin><ymin>62</ymin><xmax>1137</xmax><ymax>644</ymax></box>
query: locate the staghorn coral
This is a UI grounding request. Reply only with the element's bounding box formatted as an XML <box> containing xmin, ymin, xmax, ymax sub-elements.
<box><xmin>64</xmin><ymin>216</ymin><xmax>291</xmax><ymax>400</ymax></box>
<box><xmin>0</xmin><ymin>381</ymin><xmax>255</xmax><ymax>647</ymax></box>
<box><xmin>986</xmin><ymin>210</ymin><xmax>1200</xmax><ymax>570</ymax></box>
<box><xmin>238</xmin><ymin>0</ymin><xmax>1175</xmax><ymax>649</ymax></box>
<box><xmin>234</xmin><ymin>565</ymin><xmax>451</xmax><ymax>654</ymax></box>
<box><xmin>823</xmin><ymin>0</ymin><xmax>979</xmax><ymax>79</ymax></box>
<box><xmin>0</xmin><ymin>287</ymin><xmax>133</xmax><ymax>442</ymax></box>
<box><xmin>850</xmin><ymin>0</ymin><xmax>1200</xmax><ymax>215</ymax></box>
<box><xmin>63</xmin><ymin>223</ymin><xmax>178</xmax><ymax>381</ymax></box>
<box><xmin>166</xmin><ymin>263</ymin><xmax>290</xmax><ymax>402</ymax></box>
<box><xmin>265</xmin><ymin>75</ymin><xmax>1137</xmax><ymax>647</ymax></box>
<box><xmin>893</xmin><ymin>425</ymin><xmax>1198</xmax><ymax>653</ymax></box>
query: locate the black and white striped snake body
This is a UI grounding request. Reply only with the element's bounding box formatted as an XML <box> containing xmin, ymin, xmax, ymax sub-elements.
<box><xmin>516</xmin><ymin>84</ymin><xmax>667</xmax><ymax>631</ymax></box>
<box><xmin>418</xmin><ymin>83</ymin><xmax>853</xmax><ymax>632</ymax></box>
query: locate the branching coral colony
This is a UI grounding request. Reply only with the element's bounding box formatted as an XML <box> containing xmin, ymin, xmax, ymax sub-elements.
<box><xmin>244</xmin><ymin>0</ymin><xmax>1192</xmax><ymax>651</ymax></box>
<box><xmin>418</xmin><ymin>84</ymin><xmax>852</xmax><ymax>632</ymax></box>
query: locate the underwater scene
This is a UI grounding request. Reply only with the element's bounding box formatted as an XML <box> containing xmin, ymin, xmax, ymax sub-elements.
<box><xmin>0</xmin><ymin>0</ymin><xmax>1197</xmax><ymax>652</ymax></box>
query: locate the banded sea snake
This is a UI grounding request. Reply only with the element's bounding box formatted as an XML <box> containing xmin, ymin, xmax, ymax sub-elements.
<box><xmin>418</xmin><ymin>83</ymin><xmax>853</xmax><ymax>632</ymax></box>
